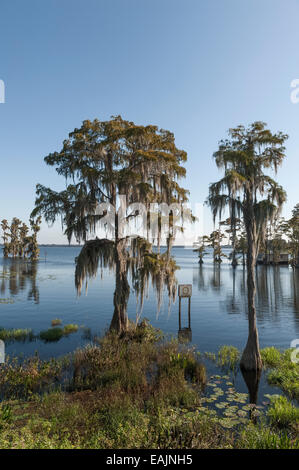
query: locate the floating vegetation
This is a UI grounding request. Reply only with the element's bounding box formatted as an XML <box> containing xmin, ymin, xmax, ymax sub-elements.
<box><xmin>51</xmin><ymin>319</ymin><xmax>62</xmax><ymax>327</ymax></box>
<box><xmin>39</xmin><ymin>324</ymin><xmax>79</xmax><ymax>342</ymax></box>
<box><xmin>38</xmin><ymin>275</ymin><xmax>57</xmax><ymax>282</ymax></box>
<box><xmin>0</xmin><ymin>327</ymin><xmax>34</xmax><ymax>343</ymax></box>
<box><xmin>198</xmin><ymin>371</ymin><xmax>270</xmax><ymax>430</ymax></box>
<box><xmin>204</xmin><ymin>352</ymin><xmax>216</xmax><ymax>361</ymax></box>
<box><xmin>204</xmin><ymin>346</ymin><xmax>240</xmax><ymax>372</ymax></box>
<box><xmin>0</xmin><ymin>320</ymin><xmax>81</xmax><ymax>345</ymax></box>
<box><xmin>39</xmin><ymin>327</ymin><xmax>64</xmax><ymax>342</ymax></box>
<box><xmin>0</xmin><ymin>298</ymin><xmax>15</xmax><ymax>304</ymax></box>
<box><xmin>63</xmin><ymin>324</ymin><xmax>79</xmax><ymax>335</ymax></box>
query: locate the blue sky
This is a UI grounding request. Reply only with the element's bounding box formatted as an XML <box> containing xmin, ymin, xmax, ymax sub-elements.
<box><xmin>1</xmin><ymin>0</ymin><xmax>299</xmax><ymax>243</ymax></box>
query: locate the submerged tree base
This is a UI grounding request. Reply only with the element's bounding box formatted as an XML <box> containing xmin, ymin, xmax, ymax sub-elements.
<box><xmin>240</xmin><ymin>332</ymin><xmax>263</xmax><ymax>372</ymax></box>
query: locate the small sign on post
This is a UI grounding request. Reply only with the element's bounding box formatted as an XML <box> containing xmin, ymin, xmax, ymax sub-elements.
<box><xmin>178</xmin><ymin>284</ymin><xmax>192</xmax><ymax>298</ymax></box>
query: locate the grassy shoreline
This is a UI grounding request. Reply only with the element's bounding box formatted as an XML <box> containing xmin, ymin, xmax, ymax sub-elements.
<box><xmin>0</xmin><ymin>321</ymin><xmax>298</xmax><ymax>449</ymax></box>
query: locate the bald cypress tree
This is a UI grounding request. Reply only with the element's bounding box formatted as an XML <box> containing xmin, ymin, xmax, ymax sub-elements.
<box><xmin>207</xmin><ymin>122</ymin><xmax>287</xmax><ymax>371</ymax></box>
<box><xmin>32</xmin><ymin>116</ymin><xmax>190</xmax><ymax>332</ymax></box>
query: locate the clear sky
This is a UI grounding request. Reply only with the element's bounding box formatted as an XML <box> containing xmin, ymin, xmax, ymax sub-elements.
<box><xmin>1</xmin><ymin>0</ymin><xmax>299</xmax><ymax>244</ymax></box>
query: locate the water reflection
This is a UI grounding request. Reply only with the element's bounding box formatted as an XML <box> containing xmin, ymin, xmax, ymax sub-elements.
<box><xmin>178</xmin><ymin>296</ymin><xmax>192</xmax><ymax>343</ymax></box>
<box><xmin>241</xmin><ymin>368</ymin><xmax>262</xmax><ymax>405</ymax></box>
<box><xmin>193</xmin><ymin>264</ymin><xmax>299</xmax><ymax>332</ymax></box>
<box><xmin>192</xmin><ymin>264</ymin><xmax>223</xmax><ymax>292</ymax></box>
<box><xmin>0</xmin><ymin>258</ymin><xmax>39</xmax><ymax>304</ymax></box>
<box><xmin>225</xmin><ymin>269</ymin><xmax>241</xmax><ymax>314</ymax></box>
<box><xmin>290</xmin><ymin>269</ymin><xmax>299</xmax><ymax>312</ymax></box>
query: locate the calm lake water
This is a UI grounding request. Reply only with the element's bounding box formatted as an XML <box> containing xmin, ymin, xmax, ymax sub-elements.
<box><xmin>1</xmin><ymin>246</ymin><xmax>299</xmax><ymax>358</ymax></box>
<box><xmin>1</xmin><ymin>245</ymin><xmax>299</xmax><ymax>403</ymax></box>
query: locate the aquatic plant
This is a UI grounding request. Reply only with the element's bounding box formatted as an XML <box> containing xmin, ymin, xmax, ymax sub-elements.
<box><xmin>217</xmin><ymin>345</ymin><xmax>240</xmax><ymax>370</ymax></box>
<box><xmin>0</xmin><ymin>327</ymin><xmax>34</xmax><ymax>343</ymax></box>
<box><xmin>39</xmin><ymin>327</ymin><xmax>64</xmax><ymax>342</ymax></box>
<box><xmin>39</xmin><ymin>324</ymin><xmax>79</xmax><ymax>342</ymax></box>
<box><xmin>63</xmin><ymin>324</ymin><xmax>79</xmax><ymax>335</ymax></box>
<box><xmin>261</xmin><ymin>347</ymin><xmax>282</xmax><ymax>368</ymax></box>
<box><xmin>0</xmin><ymin>298</ymin><xmax>14</xmax><ymax>304</ymax></box>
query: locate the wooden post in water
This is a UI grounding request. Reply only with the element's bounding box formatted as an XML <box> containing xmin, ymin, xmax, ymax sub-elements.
<box><xmin>178</xmin><ymin>284</ymin><xmax>192</xmax><ymax>343</ymax></box>
<box><xmin>179</xmin><ymin>296</ymin><xmax>182</xmax><ymax>330</ymax></box>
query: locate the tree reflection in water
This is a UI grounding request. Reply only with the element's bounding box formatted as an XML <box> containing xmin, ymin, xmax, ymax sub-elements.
<box><xmin>0</xmin><ymin>258</ymin><xmax>39</xmax><ymax>304</ymax></box>
<box><xmin>193</xmin><ymin>263</ymin><xmax>299</xmax><ymax>324</ymax></box>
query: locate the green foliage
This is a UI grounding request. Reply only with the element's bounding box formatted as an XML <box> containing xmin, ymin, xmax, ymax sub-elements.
<box><xmin>0</xmin><ymin>327</ymin><xmax>34</xmax><ymax>343</ymax></box>
<box><xmin>261</xmin><ymin>347</ymin><xmax>282</xmax><ymax>368</ymax></box>
<box><xmin>0</xmin><ymin>323</ymin><xmax>297</xmax><ymax>449</ymax></box>
<box><xmin>1</xmin><ymin>217</ymin><xmax>42</xmax><ymax>260</ymax></box>
<box><xmin>262</xmin><ymin>348</ymin><xmax>299</xmax><ymax>400</ymax></box>
<box><xmin>39</xmin><ymin>327</ymin><xmax>64</xmax><ymax>342</ymax></box>
<box><xmin>39</xmin><ymin>324</ymin><xmax>79</xmax><ymax>342</ymax></box>
<box><xmin>0</xmin><ymin>356</ymin><xmax>66</xmax><ymax>398</ymax></box>
<box><xmin>207</xmin><ymin>122</ymin><xmax>288</xmax><ymax>370</ymax></box>
<box><xmin>0</xmin><ymin>404</ymin><xmax>12</xmax><ymax>427</ymax></box>
<box><xmin>267</xmin><ymin>395</ymin><xmax>299</xmax><ymax>429</ymax></box>
<box><xmin>63</xmin><ymin>324</ymin><xmax>79</xmax><ymax>335</ymax></box>
<box><xmin>238</xmin><ymin>423</ymin><xmax>299</xmax><ymax>449</ymax></box>
<box><xmin>32</xmin><ymin>116</ymin><xmax>193</xmax><ymax>333</ymax></box>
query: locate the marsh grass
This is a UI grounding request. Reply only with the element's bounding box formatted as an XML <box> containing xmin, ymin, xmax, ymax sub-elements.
<box><xmin>261</xmin><ymin>347</ymin><xmax>299</xmax><ymax>400</ymax></box>
<box><xmin>0</xmin><ymin>322</ymin><xmax>80</xmax><ymax>345</ymax></box>
<box><xmin>0</xmin><ymin>355</ymin><xmax>68</xmax><ymax>398</ymax></box>
<box><xmin>267</xmin><ymin>395</ymin><xmax>299</xmax><ymax>429</ymax></box>
<box><xmin>39</xmin><ymin>324</ymin><xmax>79</xmax><ymax>342</ymax></box>
<box><xmin>217</xmin><ymin>346</ymin><xmax>240</xmax><ymax>370</ymax></box>
<box><xmin>261</xmin><ymin>347</ymin><xmax>282</xmax><ymax>368</ymax></box>
<box><xmin>63</xmin><ymin>324</ymin><xmax>79</xmax><ymax>335</ymax></box>
<box><xmin>0</xmin><ymin>323</ymin><xmax>297</xmax><ymax>449</ymax></box>
<box><xmin>0</xmin><ymin>327</ymin><xmax>34</xmax><ymax>343</ymax></box>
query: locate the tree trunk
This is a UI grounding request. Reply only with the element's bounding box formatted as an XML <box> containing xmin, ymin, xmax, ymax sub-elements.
<box><xmin>110</xmin><ymin>240</ymin><xmax>130</xmax><ymax>333</ymax></box>
<box><xmin>231</xmin><ymin>224</ymin><xmax>238</xmax><ymax>267</ymax></box>
<box><xmin>240</xmin><ymin>216</ymin><xmax>263</xmax><ymax>371</ymax></box>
